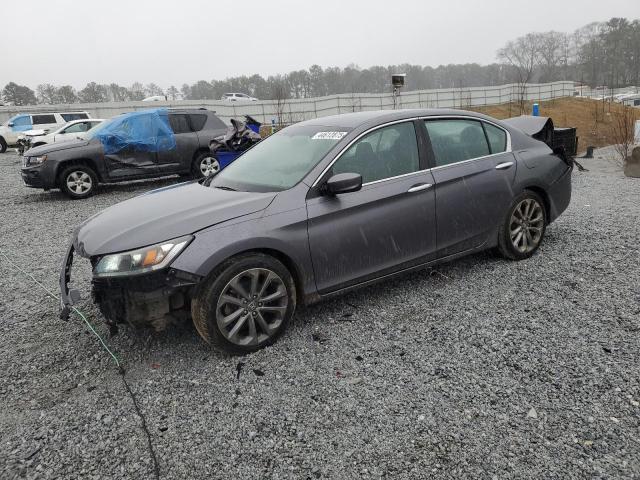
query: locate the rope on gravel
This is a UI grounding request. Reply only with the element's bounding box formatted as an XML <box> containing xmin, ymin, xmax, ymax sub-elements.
<box><xmin>0</xmin><ymin>251</ymin><xmax>161</xmax><ymax>480</ymax></box>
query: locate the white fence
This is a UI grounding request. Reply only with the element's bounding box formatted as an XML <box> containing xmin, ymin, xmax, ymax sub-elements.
<box><xmin>0</xmin><ymin>81</ymin><xmax>575</xmax><ymax>125</ymax></box>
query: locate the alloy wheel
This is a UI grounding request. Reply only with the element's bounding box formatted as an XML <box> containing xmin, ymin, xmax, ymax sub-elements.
<box><xmin>216</xmin><ymin>268</ymin><xmax>288</xmax><ymax>346</ymax></box>
<box><xmin>509</xmin><ymin>198</ymin><xmax>544</xmax><ymax>253</ymax></box>
<box><xmin>199</xmin><ymin>157</ymin><xmax>220</xmax><ymax>177</ymax></box>
<box><xmin>66</xmin><ymin>171</ymin><xmax>93</xmax><ymax>194</ymax></box>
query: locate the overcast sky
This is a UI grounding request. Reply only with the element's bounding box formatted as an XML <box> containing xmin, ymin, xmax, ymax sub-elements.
<box><xmin>1</xmin><ymin>0</ymin><xmax>638</xmax><ymax>89</ymax></box>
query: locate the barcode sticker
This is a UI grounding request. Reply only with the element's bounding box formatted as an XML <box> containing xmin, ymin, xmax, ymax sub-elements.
<box><xmin>312</xmin><ymin>131</ymin><xmax>347</xmax><ymax>140</ymax></box>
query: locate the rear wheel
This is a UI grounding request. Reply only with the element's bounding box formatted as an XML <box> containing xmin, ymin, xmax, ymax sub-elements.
<box><xmin>497</xmin><ymin>190</ymin><xmax>547</xmax><ymax>260</ymax></box>
<box><xmin>191</xmin><ymin>253</ymin><xmax>296</xmax><ymax>354</ymax></box>
<box><xmin>59</xmin><ymin>165</ymin><xmax>98</xmax><ymax>199</ymax></box>
<box><xmin>192</xmin><ymin>152</ymin><xmax>220</xmax><ymax>179</ymax></box>
<box><xmin>0</xmin><ymin>137</ymin><xmax>7</xmax><ymax>153</ymax></box>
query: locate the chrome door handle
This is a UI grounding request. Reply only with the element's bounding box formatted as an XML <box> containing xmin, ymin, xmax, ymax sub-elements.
<box><xmin>407</xmin><ymin>183</ymin><xmax>432</xmax><ymax>193</ymax></box>
<box><xmin>495</xmin><ymin>161</ymin><xmax>514</xmax><ymax>170</ymax></box>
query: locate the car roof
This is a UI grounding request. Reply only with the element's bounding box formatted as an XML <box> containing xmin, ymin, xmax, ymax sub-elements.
<box><xmin>65</xmin><ymin>118</ymin><xmax>104</xmax><ymax>124</ymax></box>
<box><xmin>297</xmin><ymin>108</ymin><xmax>493</xmax><ymax>129</ymax></box>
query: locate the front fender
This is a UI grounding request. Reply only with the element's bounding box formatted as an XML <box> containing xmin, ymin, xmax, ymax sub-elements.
<box><xmin>171</xmin><ymin>206</ymin><xmax>317</xmax><ymax>299</ymax></box>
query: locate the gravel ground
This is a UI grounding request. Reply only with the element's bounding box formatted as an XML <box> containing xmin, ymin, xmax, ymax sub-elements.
<box><xmin>0</xmin><ymin>149</ymin><xmax>639</xmax><ymax>479</ymax></box>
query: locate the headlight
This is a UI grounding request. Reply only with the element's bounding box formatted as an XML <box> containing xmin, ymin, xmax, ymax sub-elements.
<box><xmin>94</xmin><ymin>235</ymin><xmax>192</xmax><ymax>277</ymax></box>
<box><xmin>24</xmin><ymin>155</ymin><xmax>46</xmax><ymax>166</ymax></box>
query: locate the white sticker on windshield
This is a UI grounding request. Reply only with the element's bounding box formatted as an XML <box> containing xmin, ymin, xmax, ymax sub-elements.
<box><xmin>312</xmin><ymin>131</ymin><xmax>347</xmax><ymax>140</ymax></box>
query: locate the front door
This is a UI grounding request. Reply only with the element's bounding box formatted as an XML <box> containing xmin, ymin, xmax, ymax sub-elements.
<box><xmin>104</xmin><ymin>144</ymin><xmax>157</xmax><ymax>179</ymax></box>
<box><xmin>423</xmin><ymin>118</ymin><xmax>516</xmax><ymax>256</ymax></box>
<box><xmin>307</xmin><ymin>121</ymin><xmax>437</xmax><ymax>293</ymax></box>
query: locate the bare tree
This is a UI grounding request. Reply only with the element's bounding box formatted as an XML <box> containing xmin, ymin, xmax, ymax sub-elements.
<box><xmin>36</xmin><ymin>84</ymin><xmax>58</xmax><ymax>104</ymax></box>
<box><xmin>498</xmin><ymin>33</ymin><xmax>543</xmax><ymax>113</ymax></box>
<box><xmin>166</xmin><ymin>85</ymin><xmax>179</xmax><ymax>101</ymax></box>
<box><xmin>611</xmin><ymin>105</ymin><xmax>638</xmax><ymax>165</ymax></box>
<box><xmin>271</xmin><ymin>79</ymin><xmax>289</xmax><ymax>128</ymax></box>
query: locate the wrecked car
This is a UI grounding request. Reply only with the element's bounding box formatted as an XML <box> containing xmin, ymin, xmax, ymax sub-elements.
<box><xmin>207</xmin><ymin>116</ymin><xmax>263</xmax><ymax>173</ymax></box>
<box><xmin>17</xmin><ymin>118</ymin><xmax>105</xmax><ymax>155</ymax></box>
<box><xmin>20</xmin><ymin>108</ymin><xmax>227</xmax><ymax>198</ymax></box>
<box><xmin>60</xmin><ymin>109</ymin><xmax>572</xmax><ymax>354</ymax></box>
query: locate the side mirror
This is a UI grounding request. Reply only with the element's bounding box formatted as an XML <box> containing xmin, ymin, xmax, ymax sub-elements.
<box><xmin>7</xmin><ymin>122</ymin><xmax>14</xmax><ymax>127</ymax></box>
<box><xmin>324</xmin><ymin>172</ymin><xmax>362</xmax><ymax>195</ymax></box>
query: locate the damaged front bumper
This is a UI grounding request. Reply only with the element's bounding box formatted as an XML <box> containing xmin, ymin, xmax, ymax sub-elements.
<box><xmin>59</xmin><ymin>241</ymin><xmax>203</xmax><ymax>331</ymax></box>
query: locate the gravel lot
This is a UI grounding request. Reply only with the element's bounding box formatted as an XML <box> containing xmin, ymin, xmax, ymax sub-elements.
<box><xmin>1</xmin><ymin>149</ymin><xmax>639</xmax><ymax>479</ymax></box>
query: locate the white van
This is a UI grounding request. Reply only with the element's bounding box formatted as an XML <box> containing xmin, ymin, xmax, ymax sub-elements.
<box><xmin>0</xmin><ymin>111</ymin><xmax>91</xmax><ymax>152</ymax></box>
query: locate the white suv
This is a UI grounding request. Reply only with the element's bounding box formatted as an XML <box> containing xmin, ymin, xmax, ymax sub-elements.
<box><xmin>0</xmin><ymin>111</ymin><xmax>91</xmax><ymax>152</ymax></box>
<box><xmin>221</xmin><ymin>93</ymin><xmax>258</xmax><ymax>102</ymax></box>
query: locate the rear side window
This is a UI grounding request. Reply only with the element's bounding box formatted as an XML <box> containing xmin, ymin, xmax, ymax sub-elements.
<box><xmin>32</xmin><ymin>114</ymin><xmax>57</xmax><ymax>125</ymax></box>
<box><xmin>169</xmin><ymin>114</ymin><xmax>191</xmax><ymax>134</ymax></box>
<box><xmin>188</xmin><ymin>114</ymin><xmax>207</xmax><ymax>131</ymax></box>
<box><xmin>424</xmin><ymin>119</ymin><xmax>490</xmax><ymax>167</ymax></box>
<box><xmin>61</xmin><ymin>113</ymin><xmax>89</xmax><ymax>121</ymax></box>
<box><xmin>483</xmin><ymin>123</ymin><xmax>507</xmax><ymax>154</ymax></box>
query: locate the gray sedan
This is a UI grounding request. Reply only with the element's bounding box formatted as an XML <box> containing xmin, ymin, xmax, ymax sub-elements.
<box><xmin>60</xmin><ymin>109</ymin><xmax>572</xmax><ymax>354</ymax></box>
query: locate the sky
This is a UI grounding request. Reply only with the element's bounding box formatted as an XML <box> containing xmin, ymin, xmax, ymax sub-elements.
<box><xmin>1</xmin><ymin>0</ymin><xmax>638</xmax><ymax>90</ymax></box>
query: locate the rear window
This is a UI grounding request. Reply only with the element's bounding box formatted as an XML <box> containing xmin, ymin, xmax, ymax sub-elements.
<box><xmin>61</xmin><ymin>113</ymin><xmax>89</xmax><ymax>121</ymax></box>
<box><xmin>188</xmin><ymin>114</ymin><xmax>207</xmax><ymax>131</ymax></box>
<box><xmin>32</xmin><ymin>114</ymin><xmax>57</xmax><ymax>125</ymax></box>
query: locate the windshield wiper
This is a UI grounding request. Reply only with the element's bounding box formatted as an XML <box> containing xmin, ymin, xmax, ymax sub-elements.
<box><xmin>214</xmin><ymin>185</ymin><xmax>237</xmax><ymax>191</ymax></box>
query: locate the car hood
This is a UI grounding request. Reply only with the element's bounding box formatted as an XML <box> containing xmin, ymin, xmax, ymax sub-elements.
<box><xmin>74</xmin><ymin>182</ymin><xmax>276</xmax><ymax>256</ymax></box>
<box><xmin>27</xmin><ymin>139</ymin><xmax>91</xmax><ymax>155</ymax></box>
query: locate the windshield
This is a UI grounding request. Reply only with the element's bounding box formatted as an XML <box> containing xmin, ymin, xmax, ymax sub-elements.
<box><xmin>210</xmin><ymin>124</ymin><xmax>350</xmax><ymax>192</ymax></box>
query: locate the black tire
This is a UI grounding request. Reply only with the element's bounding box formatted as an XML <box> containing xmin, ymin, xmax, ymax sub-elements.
<box><xmin>191</xmin><ymin>253</ymin><xmax>296</xmax><ymax>354</ymax></box>
<box><xmin>191</xmin><ymin>151</ymin><xmax>220</xmax><ymax>179</ymax></box>
<box><xmin>497</xmin><ymin>190</ymin><xmax>547</xmax><ymax>260</ymax></box>
<box><xmin>58</xmin><ymin>165</ymin><xmax>98</xmax><ymax>199</ymax></box>
<box><xmin>0</xmin><ymin>137</ymin><xmax>7</xmax><ymax>153</ymax></box>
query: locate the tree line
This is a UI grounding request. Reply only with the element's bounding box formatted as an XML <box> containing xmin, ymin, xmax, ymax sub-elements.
<box><xmin>2</xmin><ymin>17</ymin><xmax>638</xmax><ymax>107</ymax></box>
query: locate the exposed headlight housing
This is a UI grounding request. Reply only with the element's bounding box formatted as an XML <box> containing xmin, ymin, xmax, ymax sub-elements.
<box><xmin>25</xmin><ymin>155</ymin><xmax>47</xmax><ymax>166</ymax></box>
<box><xmin>93</xmin><ymin>235</ymin><xmax>193</xmax><ymax>277</ymax></box>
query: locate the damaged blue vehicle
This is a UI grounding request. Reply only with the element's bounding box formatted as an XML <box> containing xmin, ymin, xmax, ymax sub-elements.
<box><xmin>20</xmin><ymin>108</ymin><xmax>227</xmax><ymax>198</ymax></box>
<box><xmin>60</xmin><ymin>109</ymin><xmax>573</xmax><ymax>354</ymax></box>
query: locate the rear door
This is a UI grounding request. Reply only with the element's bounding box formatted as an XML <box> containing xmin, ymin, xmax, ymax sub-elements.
<box><xmin>306</xmin><ymin>120</ymin><xmax>437</xmax><ymax>293</ymax></box>
<box><xmin>423</xmin><ymin>118</ymin><xmax>516</xmax><ymax>257</ymax></box>
<box><xmin>156</xmin><ymin>113</ymin><xmax>200</xmax><ymax>173</ymax></box>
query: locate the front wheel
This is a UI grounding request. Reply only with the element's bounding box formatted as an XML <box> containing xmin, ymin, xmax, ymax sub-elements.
<box><xmin>59</xmin><ymin>165</ymin><xmax>98</xmax><ymax>199</ymax></box>
<box><xmin>192</xmin><ymin>152</ymin><xmax>220</xmax><ymax>179</ymax></box>
<box><xmin>497</xmin><ymin>190</ymin><xmax>547</xmax><ymax>260</ymax></box>
<box><xmin>191</xmin><ymin>253</ymin><xmax>296</xmax><ymax>354</ymax></box>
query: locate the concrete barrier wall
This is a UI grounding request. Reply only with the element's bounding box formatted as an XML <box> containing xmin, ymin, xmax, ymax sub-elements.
<box><xmin>0</xmin><ymin>81</ymin><xmax>574</xmax><ymax>124</ymax></box>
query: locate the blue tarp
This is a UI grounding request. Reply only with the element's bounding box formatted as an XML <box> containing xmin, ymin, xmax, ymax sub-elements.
<box><xmin>94</xmin><ymin>108</ymin><xmax>176</xmax><ymax>155</ymax></box>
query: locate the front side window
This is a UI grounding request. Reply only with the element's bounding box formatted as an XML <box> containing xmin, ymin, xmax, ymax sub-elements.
<box><xmin>331</xmin><ymin>121</ymin><xmax>419</xmax><ymax>184</ymax></box>
<box><xmin>10</xmin><ymin>115</ymin><xmax>31</xmax><ymax>127</ymax></box>
<box><xmin>424</xmin><ymin>119</ymin><xmax>490</xmax><ymax>167</ymax></box>
<box><xmin>483</xmin><ymin>122</ymin><xmax>507</xmax><ymax>154</ymax></box>
<box><xmin>62</xmin><ymin>122</ymin><xmax>87</xmax><ymax>134</ymax></box>
<box><xmin>32</xmin><ymin>114</ymin><xmax>57</xmax><ymax>125</ymax></box>
<box><xmin>210</xmin><ymin>124</ymin><xmax>349</xmax><ymax>192</ymax></box>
